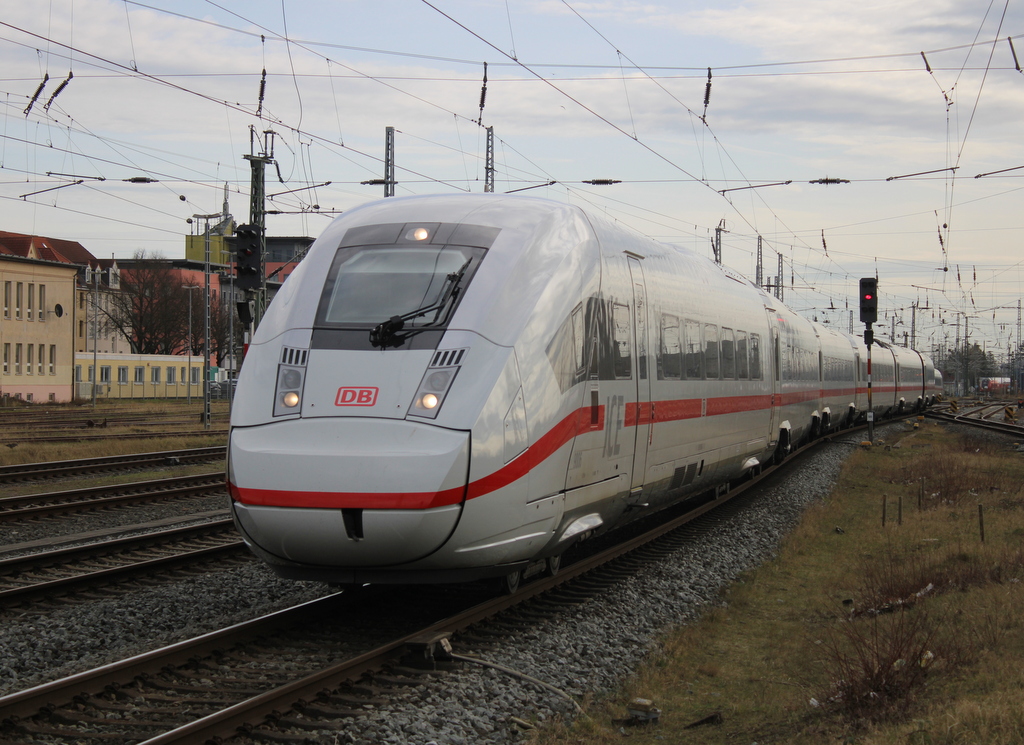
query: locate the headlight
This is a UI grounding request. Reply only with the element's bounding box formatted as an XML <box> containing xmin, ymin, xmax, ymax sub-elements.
<box><xmin>273</xmin><ymin>363</ymin><xmax>306</xmax><ymax>417</ymax></box>
<box><xmin>409</xmin><ymin>365</ymin><xmax>459</xmax><ymax>419</ymax></box>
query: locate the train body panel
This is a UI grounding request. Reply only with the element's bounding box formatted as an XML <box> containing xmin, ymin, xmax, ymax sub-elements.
<box><xmin>228</xmin><ymin>194</ymin><xmax>935</xmax><ymax>584</ymax></box>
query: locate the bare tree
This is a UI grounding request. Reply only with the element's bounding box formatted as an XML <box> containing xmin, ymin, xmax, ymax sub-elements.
<box><xmin>105</xmin><ymin>251</ymin><xmax>190</xmax><ymax>354</ymax></box>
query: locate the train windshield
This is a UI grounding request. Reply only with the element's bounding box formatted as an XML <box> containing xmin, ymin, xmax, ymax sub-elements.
<box><xmin>316</xmin><ymin>244</ymin><xmax>485</xmax><ymax>327</ymax></box>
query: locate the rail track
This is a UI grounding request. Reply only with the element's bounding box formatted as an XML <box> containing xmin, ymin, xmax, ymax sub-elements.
<box><xmin>0</xmin><ymin>430</ymin><xmax>837</xmax><ymax>745</ymax></box>
<box><xmin>925</xmin><ymin>399</ymin><xmax>1024</xmax><ymax>438</ymax></box>
<box><xmin>0</xmin><ymin>518</ymin><xmax>245</xmax><ymax>608</ymax></box>
<box><xmin>0</xmin><ymin>471</ymin><xmax>225</xmax><ymax>522</ymax></box>
<box><xmin>0</xmin><ymin>446</ymin><xmax>226</xmax><ymax>484</ymax></box>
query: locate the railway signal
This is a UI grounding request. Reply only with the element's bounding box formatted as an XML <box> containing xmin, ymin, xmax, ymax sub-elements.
<box><xmin>859</xmin><ymin>277</ymin><xmax>878</xmax><ymax>325</ymax></box>
<box><xmin>234</xmin><ymin>223</ymin><xmax>263</xmax><ymax>291</ymax></box>
<box><xmin>859</xmin><ymin>277</ymin><xmax>879</xmax><ymax>443</ymax></box>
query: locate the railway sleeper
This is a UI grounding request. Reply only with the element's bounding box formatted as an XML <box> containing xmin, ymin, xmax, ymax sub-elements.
<box><xmin>295</xmin><ymin>701</ymin><xmax>366</xmax><ymax>719</ymax></box>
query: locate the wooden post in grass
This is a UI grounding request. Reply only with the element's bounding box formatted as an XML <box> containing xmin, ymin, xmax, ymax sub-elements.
<box><xmin>898</xmin><ymin>496</ymin><xmax>903</xmax><ymax>526</ymax></box>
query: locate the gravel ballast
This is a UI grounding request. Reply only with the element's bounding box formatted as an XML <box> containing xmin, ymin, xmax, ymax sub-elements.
<box><xmin>0</xmin><ymin>429</ymin><xmax>897</xmax><ymax>743</ymax></box>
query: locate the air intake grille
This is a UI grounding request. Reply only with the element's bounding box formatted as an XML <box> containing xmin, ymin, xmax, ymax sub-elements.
<box><xmin>430</xmin><ymin>348</ymin><xmax>467</xmax><ymax>368</ymax></box>
<box><xmin>281</xmin><ymin>347</ymin><xmax>308</xmax><ymax>367</ymax></box>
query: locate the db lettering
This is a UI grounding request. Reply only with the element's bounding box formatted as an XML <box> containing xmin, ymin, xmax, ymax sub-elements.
<box><xmin>335</xmin><ymin>387</ymin><xmax>378</xmax><ymax>406</ymax></box>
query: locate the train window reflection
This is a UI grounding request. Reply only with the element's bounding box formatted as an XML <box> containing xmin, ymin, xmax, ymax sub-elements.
<box><xmin>750</xmin><ymin>333</ymin><xmax>762</xmax><ymax>380</ymax></box>
<box><xmin>721</xmin><ymin>328</ymin><xmax>735</xmax><ymax>379</ymax></box>
<box><xmin>704</xmin><ymin>324</ymin><xmax>720</xmax><ymax>379</ymax></box>
<box><xmin>684</xmin><ymin>320</ymin><xmax>702</xmax><ymax>379</ymax></box>
<box><xmin>612</xmin><ymin>303</ymin><xmax>632</xmax><ymax>380</ymax></box>
<box><xmin>319</xmin><ymin>245</ymin><xmax>480</xmax><ymax>326</ymax></box>
<box><xmin>736</xmin><ymin>331</ymin><xmax>749</xmax><ymax>379</ymax></box>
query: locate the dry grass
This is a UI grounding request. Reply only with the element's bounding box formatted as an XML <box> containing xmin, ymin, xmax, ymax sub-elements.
<box><xmin>528</xmin><ymin>421</ymin><xmax>1024</xmax><ymax>745</ymax></box>
<box><xmin>0</xmin><ymin>400</ymin><xmax>227</xmax><ymax>466</ymax></box>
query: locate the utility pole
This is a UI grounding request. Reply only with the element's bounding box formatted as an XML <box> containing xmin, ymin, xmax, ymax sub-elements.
<box><xmin>243</xmin><ymin>127</ymin><xmax>274</xmax><ymax>330</ymax></box>
<box><xmin>484</xmin><ymin>126</ymin><xmax>495</xmax><ymax>193</ymax></box>
<box><xmin>776</xmin><ymin>254</ymin><xmax>784</xmax><ymax>301</ymax></box>
<box><xmin>1011</xmin><ymin>296</ymin><xmax>1019</xmax><ymax>392</ymax></box>
<box><xmin>91</xmin><ymin>267</ymin><xmax>98</xmax><ymax>407</ymax></box>
<box><xmin>911</xmin><ymin>302</ymin><xmax>917</xmax><ymax>349</ymax></box>
<box><xmin>192</xmin><ymin>213</ymin><xmax>219</xmax><ymax>430</ymax></box>
<box><xmin>713</xmin><ymin>220</ymin><xmax>728</xmax><ymax>265</ymax></box>
<box><xmin>384</xmin><ymin>126</ymin><xmax>395</xmax><ymax>197</ymax></box>
<box><xmin>756</xmin><ymin>236</ymin><xmax>763</xmax><ymax>287</ymax></box>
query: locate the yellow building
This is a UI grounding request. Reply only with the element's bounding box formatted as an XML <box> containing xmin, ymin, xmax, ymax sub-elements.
<box><xmin>73</xmin><ymin>352</ymin><xmax>206</xmax><ymax>400</ymax></box>
<box><xmin>1</xmin><ymin>254</ymin><xmax>78</xmax><ymax>403</ymax></box>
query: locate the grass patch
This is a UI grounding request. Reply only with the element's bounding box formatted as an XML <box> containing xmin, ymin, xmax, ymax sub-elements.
<box><xmin>0</xmin><ymin>400</ymin><xmax>227</xmax><ymax>466</ymax></box>
<box><xmin>531</xmin><ymin>421</ymin><xmax>1024</xmax><ymax>744</ymax></box>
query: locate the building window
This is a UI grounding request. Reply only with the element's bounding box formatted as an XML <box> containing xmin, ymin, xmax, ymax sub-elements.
<box><xmin>3</xmin><ymin>281</ymin><xmax>9</xmax><ymax>318</ymax></box>
<box><xmin>151</xmin><ymin>366</ymin><xmax>161</xmax><ymax>384</ymax></box>
<box><xmin>37</xmin><ymin>346</ymin><xmax>43</xmax><ymax>375</ymax></box>
<box><xmin>26</xmin><ymin>345</ymin><xmax>33</xmax><ymax>375</ymax></box>
<box><xmin>79</xmin><ymin>320</ymin><xmax>85</xmax><ymax>338</ymax></box>
<box><xmin>190</xmin><ymin>366</ymin><xmax>200</xmax><ymax>385</ymax></box>
<box><xmin>118</xmin><ymin>366</ymin><xmax>129</xmax><ymax>384</ymax></box>
<box><xmin>2</xmin><ymin>343</ymin><xmax>8</xmax><ymax>374</ymax></box>
<box><xmin>87</xmin><ymin>365</ymin><xmax>94</xmax><ymax>382</ymax></box>
<box><xmin>180</xmin><ymin>366</ymin><xmax>186</xmax><ymax>384</ymax></box>
<box><xmin>75</xmin><ymin>365</ymin><xmax>82</xmax><ymax>382</ymax></box>
<box><xmin>39</xmin><ymin>285</ymin><xmax>46</xmax><ymax>322</ymax></box>
<box><xmin>15</xmin><ymin>344</ymin><xmax>23</xmax><ymax>374</ymax></box>
<box><xmin>49</xmin><ymin>345</ymin><xmax>56</xmax><ymax>375</ymax></box>
<box><xmin>15</xmin><ymin>282</ymin><xmax>23</xmax><ymax>319</ymax></box>
<box><xmin>100</xmin><ymin>366</ymin><xmax>111</xmax><ymax>384</ymax></box>
<box><xmin>27</xmin><ymin>284</ymin><xmax>34</xmax><ymax>321</ymax></box>
<box><xmin>167</xmin><ymin>366</ymin><xmax>176</xmax><ymax>384</ymax></box>
<box><xmin>134</xmin><ymin>366</ymin><xmax>145</xmax><ymax>383</ymax></box>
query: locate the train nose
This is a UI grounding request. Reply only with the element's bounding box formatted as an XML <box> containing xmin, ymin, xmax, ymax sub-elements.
<box><xmin>228</xmin><ymin>418</ymin><xmax>469</xmax><ymax>567</ymax></box>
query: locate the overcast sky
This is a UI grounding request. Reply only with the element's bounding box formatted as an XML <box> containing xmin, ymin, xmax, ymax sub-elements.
<box><xmin>2</xmin><ymin>0</ymin><xmax>1023</xmax><ymax>356</ymax></box>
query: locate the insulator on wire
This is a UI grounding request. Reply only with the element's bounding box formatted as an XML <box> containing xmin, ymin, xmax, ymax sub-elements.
<box><xmin>23</xmin><ymin>73</ymin><xmax>49</xmax><ymax>116</ymax></box>
<box><xmin>44</xmin><ymin>71</ymin><xmax>72</xmax><ymax>111</ymax></box>
<box><xmin>701</xmin><ymin>68</ymin><xmax>712</xmax><ymax>122</ymax></box>
<box><xmin>256</xmin><ymin>68</ymin><xmax>267</xmax><ymax>118</ymax></box>
<box><xmin>477</xmin><ymin>62</ymin><xmax>488</xmax><ymax>125</ymax></box>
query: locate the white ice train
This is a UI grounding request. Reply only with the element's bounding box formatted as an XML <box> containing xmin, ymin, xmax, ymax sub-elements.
<box><xmin>227</xmin><ymin>194</ymin><xmax>940</xmax><ymax>587</ymax></box>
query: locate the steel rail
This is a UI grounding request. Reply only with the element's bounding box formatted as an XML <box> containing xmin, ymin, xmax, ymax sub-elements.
<box><xmin>0</xmin><ymin>520</ymin><xmax>245</xmax><ymax>604</ymax></box>
<box><xmin>0</xmin><ymin>446</ymin><xmax>226</xmax><ymax>483</ymax></box>
<box><xmin>0</xmin><ymin>472</ymin><xmax>225</xmax><ymax>521</ymax></box>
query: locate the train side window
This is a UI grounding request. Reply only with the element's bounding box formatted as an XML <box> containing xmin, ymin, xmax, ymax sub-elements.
<box><xmin>749</xmin><ymin>333</ymin><xmax>762</xmax><ymax>380</ymax></box>
<box><xmin>571</xmin><ymin>305</ymin><xmax>585</xmax><ymax>373</ymax></box>
<box><xmin>612</xmin><ymin>303</ymin><xmax>632</xmax><ymax>380</ymax></box>
<box><xmin>684</xmin><ymin>320</ymin><xmax>703</xmax><ymax>379</ymax></box>
<box><xmin>660</xmin><ymin>314</ymin><xmax>682</xmax><ymax>380</ymax></box>
<box><xmin>721</xmin><ymin>328</ymin><xmax>735</xmax><ymax>379</ymax></box>
<box><xmin>704</xmin><ymin>324</ymin><xmax>720</xmax><ymax>380</ymax></box>
<box><xmin>736</xmin><ymin>331</ymin><xmax>749</xmax><ymax>379</ymax></box>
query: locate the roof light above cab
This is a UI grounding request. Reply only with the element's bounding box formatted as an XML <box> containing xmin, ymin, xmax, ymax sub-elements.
<box><xmin>404</xmin><ymin>227</ymin><xmax>431</xmax><ymax>242</ymax></box>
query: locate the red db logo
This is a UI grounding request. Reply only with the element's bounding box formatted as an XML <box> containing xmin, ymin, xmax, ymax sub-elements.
<box><xmin>335</xmin><ymin>387</ymin><xmax>379</xmax><ymax>406</ymax></box>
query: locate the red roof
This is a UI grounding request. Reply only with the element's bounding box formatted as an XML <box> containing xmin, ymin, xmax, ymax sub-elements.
<box><xmin>0</xmin><ymin>231</ymin><xmax>98</xmax><ymax>266</ymax></box>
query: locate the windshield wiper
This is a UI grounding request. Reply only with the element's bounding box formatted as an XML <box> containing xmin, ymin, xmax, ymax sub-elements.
<box><xmin>369</xmin><ymin>258</ymin><xmax>472</xmax><ymax>349</ymax></box>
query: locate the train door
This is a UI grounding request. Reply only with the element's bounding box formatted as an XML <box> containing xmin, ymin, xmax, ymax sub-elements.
<box><xmin>766</xmin><ymin>309</ymin><xmax>781</xmax><ymax>449</ymax></box>
<box><xmin>627</xmin><ymin>256</ymin><xmax>651</xmax><ymax>490</ymax></box>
